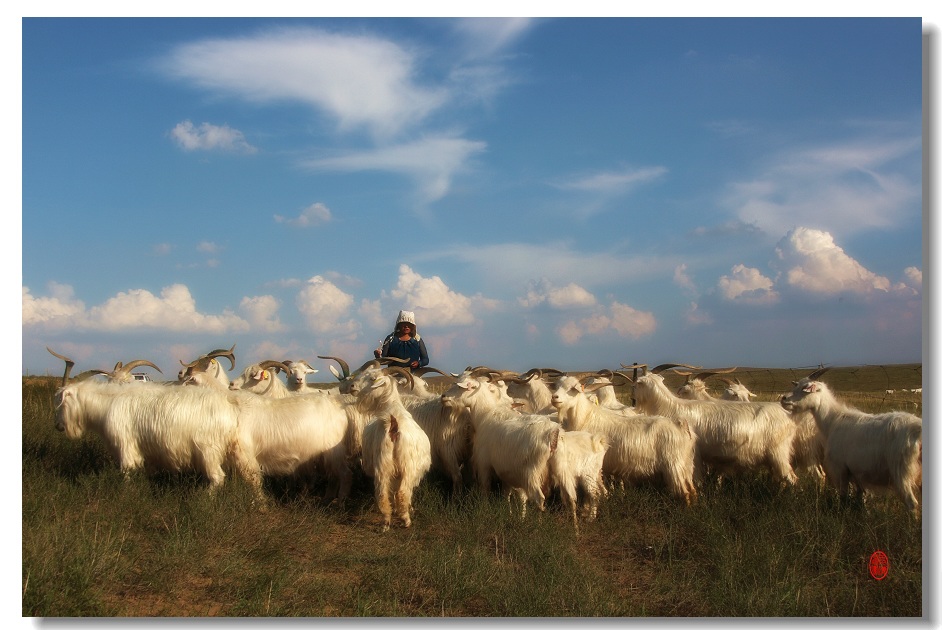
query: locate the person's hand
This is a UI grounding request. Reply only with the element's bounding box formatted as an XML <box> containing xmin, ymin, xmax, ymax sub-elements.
<box><xmin>374</xmin><ymin>349</ymin><xmax>382</xmax><ymax>358</ymax></box>
<box><xmin>410</xmin><ymin>360</ymin><xmax>419</xmax><ymax>368</ymax></box>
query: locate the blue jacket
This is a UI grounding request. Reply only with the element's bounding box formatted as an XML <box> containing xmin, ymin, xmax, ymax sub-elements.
<box><xmin>378</xmin><ymin>333</ymin><xmax>429</xmax><ymax>369</ymax></box>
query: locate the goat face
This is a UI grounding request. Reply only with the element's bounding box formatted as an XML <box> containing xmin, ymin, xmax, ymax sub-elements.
<box><xmin>780</xmin><ymin>378</ymin><xmax>822</xmax><ymax>413</ymax></box>
<box><xmin>53</xmin><ymin>386</ymin><xmax>85</xmax><ymax>438</ymax></box>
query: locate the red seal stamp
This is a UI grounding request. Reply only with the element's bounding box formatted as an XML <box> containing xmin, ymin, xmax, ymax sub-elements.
<box><xmin>869</xmin><ymin>551</ymin><xmax>889</xmax><ymax>580</ymax></box>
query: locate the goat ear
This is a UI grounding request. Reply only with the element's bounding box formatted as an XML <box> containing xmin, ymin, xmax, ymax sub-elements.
<box><xmin>802</xmin><ymin>382</ymin><xmax>817</xmax><ymax>393</ymax></box>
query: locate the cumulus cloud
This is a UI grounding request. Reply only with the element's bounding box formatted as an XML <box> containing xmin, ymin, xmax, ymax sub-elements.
<box><xmin>388</xmin><ymin>264</ymin><xmax>479</xmax><ymax>327</ymax></box>
<box><xmin>239</xmin><ymin>295</ymin><xmax>284</xmax><ymax>332</ymax></box>
<box><xmin>558</xmin><ymin>301</ymin><xmax>656</xmax><ymax>345</ymax></box>
<box><xmin>170</xmin><ymin>120</ymin><xmax>257</xmax><ymax>154</ymax></box>
<box><xmin>197</xmin><ymin>241</ymin><xmax>220</xmax><ymax>254</ymax></box>
<box><xmin>22</xmin><ymin>283</ymin><xmax>85</xmax><ymax>328</ymax></box>
<box><xmin>303</xmin><ymin>135</ymin><xmax>486</xmax><ymax>204</ymax></box>
<box><xmin>24</xmin><ymin>283</ymin><xmax>250</xmax><ymax>334</ymax></box>
<box><xmin>159</xmin><ymin>27</ymin><xmax>447</xmax><ymax>140</ymax></box>
<box><xmin>24</xmin><ymin>283</ymin><xmax>251</xmax><ymax>334</ymax></box>
<box><xmin>903</xmin><ymin>266</ymin><xmax>922</xmax><ymax>291</ymax></box>
<box><xmin>774</xmin><ymin>227</ymin><xmax>891</xmax><ymax>295</ymax></box>
<box><xmin>725</xmin><ymin>134</ymin><xmax>920</xmax><ymax>238</ymax></box>
<box><xmin>153</xmin><ymin>243</ymin><xmax>172</xmax><ymax>256</ymax></box>
<box><xmin>274</xmin><ymin>202</ymin><xmax>333</xmax><ymax>227</ymax></box>
<box><xmin>88</xmin><ymin>285</ymin><xmax>249</xmax><ymax>333</ymax></box>
<box><xmin>717</xmin><ymin>264</ymin><xmax>779</xmax><ymax>305</ymax></box>
<box><xmin>518</xmin><ymin>278</ymin><xmax>597</xmax><ymax>309</ymax></box>
<box><xmin>296</xmin><ymin>275</ymin><xmax>359</xmax><ymax>336</ymax></box>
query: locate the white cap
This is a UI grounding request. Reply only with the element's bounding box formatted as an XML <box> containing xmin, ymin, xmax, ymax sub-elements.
<box><xmin>396</xmin><ymin>310</ymin><xmax>416</xmax><ymax>326</ymax></box>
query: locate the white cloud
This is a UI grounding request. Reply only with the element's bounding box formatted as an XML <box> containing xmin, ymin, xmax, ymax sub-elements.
<box><xmin>555</xmin><ymin>165</ymin><xmax>667</xmax><ymax>195</ymax></box>
<box><xmin>358</xmin><ymin>298</ymin><xmax>386</xmax><ymax>331</ymax></box>
<box><xmin>774</xmin><ymin>227</ymin><xmax>891</xmax><ymax>295</ymax></box>
<box><xmin>717</xmin><ymin>264</ymin><xmax>779</xmax><ymax>305</ymax></box>
<box><xmin>903</xmin><ymin>266</ymin><xmax>922</xmax><ymax>291</ymax></box>
<box><xmin>22</xmin><ymin>283</ymin><xmax>85</xmax><ymax>328</ymax></box>
<box><xmin>388</xmin><ymin>264</ymin><xmax>477</xmax><ymax>327</ymax></box>
<box><xmin>153</xmin><ymin>243</ymin><xmax>172</xmax><ymax>256</ymax></box>
<box><xmin>303</xmin><ymin>135</ymin><xmax>486</xmax><ymax>204</ymax></box>
<box><xmin>684</xmin><ymin>301</ymin><xmax>713</xmax><ymax>326</ymax></box>
<box><xmin>296</xmin><ymin>275</ymin><xmax>359</xmax><ymax>337</ymax></box>
<box><xmin>558</xmin><ymin>301</ymin><xmax>656</xmax><ymax>345</ymax></box>
<box><xmin>274</xmin><ymin>202</ymin><xmax>333</xmax><ymax>227</ymax></box>
<box><xmin>197</xmin><ymin>241</ymin><xmax>220</xmax><ymax>254</ymax></box>
<box><xmin>518</xmin><ymin>278</ymin><xmax>596</xmax><ymax>309</ymax></box>
<box><xmin>431</xmin><ymin>241</ymin><xmax>679</xmax><ymax>295</ymax></box>
<box><xmin>239</xmin><ymin>295</ymin><xmax>284</xmax><ymax>332</ymax></box>
<box><xmin>88</xmin><ymin>285</ymin><xmax>249</xmax><ymax>333</ymax></box>
<box><xmin>673</xmin><ymin>264</ymin><xmax>697</xmax><ymax>294</ymax></box>
<box><xmin>725</xmin><ymin>134</ymin><xmax>920</xmax><ymax>238</ymax></box>
<box><xmin>160</xmin><ymin>27</ymin><xmax>448</xmax><ymax>140</ymax></box>
<box><xmin>24</xmin><ymin>283</ymin><xmax>249</xmax><ymax>334</ymax></box>
<box><xmin>170</xmin><ymin>120</ymin><xmax>257</xmax><ymax>154</ymax></box>
<box><xmin>450</xmin><ymin>18</ymin><xmax>534</xmax><ymax>59</ymax></box>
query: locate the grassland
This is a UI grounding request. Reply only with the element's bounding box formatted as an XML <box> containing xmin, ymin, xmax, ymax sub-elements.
<box><xmin>22</xmin><ymin>364</ymin><xmax>924</xmax><ymax>617</ymax></box>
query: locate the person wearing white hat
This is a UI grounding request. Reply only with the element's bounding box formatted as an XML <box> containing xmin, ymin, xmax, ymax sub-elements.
<box><xmin>374</xmin><ymin>310</ymin><xmax>429</xmax><ymax>370</ymax></box>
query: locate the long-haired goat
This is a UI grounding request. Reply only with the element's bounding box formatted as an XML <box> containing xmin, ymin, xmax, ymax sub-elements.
<box><xmin>780</xmin><ymin>367</ymin><xmax>921</xmax><ymax>513</ymax></box>
<box><xmin>49</xmin><ymin>349</ymin><xmax>238</xmax><ymax>489</ymax></box>
<box><xmin>551</xmin><ymin>374</ymin><xmax>698</xmax><ymax>505</ymax></box>
<box><xmin>441</xmin><ymin>376</ymin><xmax>560</xmax><ymax>518</ymax></box>
<box><xmin>346</xmin><ymin>366</ymin><xmax>432</xmax><ymax>530</ymax></box>
<box><xmin>631</xmin><ymin>366</ymin><xmax>798</xmax><ymax>486</ymax></box>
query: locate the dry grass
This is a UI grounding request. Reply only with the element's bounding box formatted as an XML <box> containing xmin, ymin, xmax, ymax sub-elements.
<box><xmin>22</xmin><ymin>364</ymin><xmax>924</xmax><ymax>618</ymax></box>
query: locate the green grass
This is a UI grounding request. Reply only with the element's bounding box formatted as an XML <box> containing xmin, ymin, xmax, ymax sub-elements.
<box><xmin>22</xmin><ymin>366</ymin><xmax>924</xmax><ymax>617</ymax></box>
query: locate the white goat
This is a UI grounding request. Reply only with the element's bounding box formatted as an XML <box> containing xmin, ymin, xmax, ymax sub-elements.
<box><xmin>283</xmin><ymin>359</ymin><xmax>321</xmax><ymax>393</ymax></box>
<box><xmin>50</xmin><ymin>352</ymin><xmax>238</xmax><ymax>489</ymax></box>
<box><xmin>442</xmin><ymin>376</ymin><xmax>560</xmax><ymax>517</ymax></box>
<box><xmin>403</xmin><ymin>388</ymin><xmax>473</xmax><ymax>495</ymax></box>
<box><xmin>631</xmin><ymin>367</ymin><xmax>798</xmax><ymax>486</ymax></box>
<box><xmin>780</xmin><ymin>368</ymin><xmax>922</xmax><ymax>513</ymax></box>
<box><xmin>551</xmin><ymin>374</ymin><xmax>698</xmax><ymax>505</ymax></box>
<box><xmin>717</xmin><ymin>377</ymin><xmax>757</xmax><ymax>402</ymax></box>
<box><xmin>503</xmin><ymin>368</ymin><xmax>561</xmax><ymax>414</ymax></box>
<box><xmin>547</xmin><ymin>429</ymin><xmax>610</xmax><ymax>532</ymax></box>
<box><xmin>674</xmin><ymin>368</ymin><xmax>738</xmax><ymax>401</ymax></box>
<box><xmin>229</xmin><ymin>361</ymin><xmax>293</xmax><ymax>398</ymax></box>
<box><xmin>177</xmin><ymin>345</ymin><xmax>236</xmax><ymax>388</ymax></box>
<box><xmin>581</xmin><ymin>370</ymin><xmax>638</xmax><ymax>416</ymax></box>
<box><xmin>673</xmin><ymin>370</ymin><xmax>822</xmax><ymax>480</ymax></box>
<box><xmin>226</xmin><ymin>389</ymin><xmax>354</xmax><ymax>505</ymax></box>
<box><xmin>346</xmin><ymin>366</ymin><xmax>432</xmax><ymax>530</ymax></box>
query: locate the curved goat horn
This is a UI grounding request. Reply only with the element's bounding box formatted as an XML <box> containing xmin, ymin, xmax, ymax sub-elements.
<box><xmin>385</xmin><ymin>366</ymin><xmax>414</xmax><ymax>391</ymax></box>
<box><xmin>378</xmin><ymin>356</ymin><xmax>412</xmax><ymax>366</ymax></box>
<box><xmin>807</xmin><ymin>366</ymin><xmax>831</xmax><ymax>381</ymax></box>
<box><xmin>650</xmin><ymin>363</ymin><xmax>701</xmax><ymax>374</ymax></box>
<box><xmin>73</xmin><ymin>369</ymin><xmax>109</xmax><ymax>382</ymax></box>
<box><xmin>47</xmin><ymin>347</ymin><xmax>76</xmax><ymax>387</ymax></box>
<box><xmin>610</xmin><ymin>371</ymin><xmax>633</xmax><ymax>384</ymax></box>
<box><xmin>204</xmin><ymin>344</ymin><xmax>236</xmax><ymax>371</ymax></box>
<box><xmin>412</xmin><ymin>366</ymin><xmax>450</xmax><ymax>378</ymax></box>
<box><xmin>317</xmin><ymin>355</ymin><xmax>350</xmax><ymax>380</ymax></box>
<box><xmin>118</xmin><ymin>359</ymin><xmax>163</xmax><ymax>375</ymax></box>
<box><xmin>258</xmin><ymin>360</ymin><xmax>289</xmax><ymax>375</ymax></box>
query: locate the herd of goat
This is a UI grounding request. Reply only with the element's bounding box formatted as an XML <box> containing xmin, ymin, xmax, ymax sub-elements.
<box><xmin>44</xmin><ymin>344</ymin><xmax>923</xmax><ymax>532</ymax></box>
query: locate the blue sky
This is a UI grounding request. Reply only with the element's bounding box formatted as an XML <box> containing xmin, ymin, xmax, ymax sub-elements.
<box><xmin>21</xmin><ymin>15</ymin><xmax>928</xmax><ymax>380</ymax></box>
